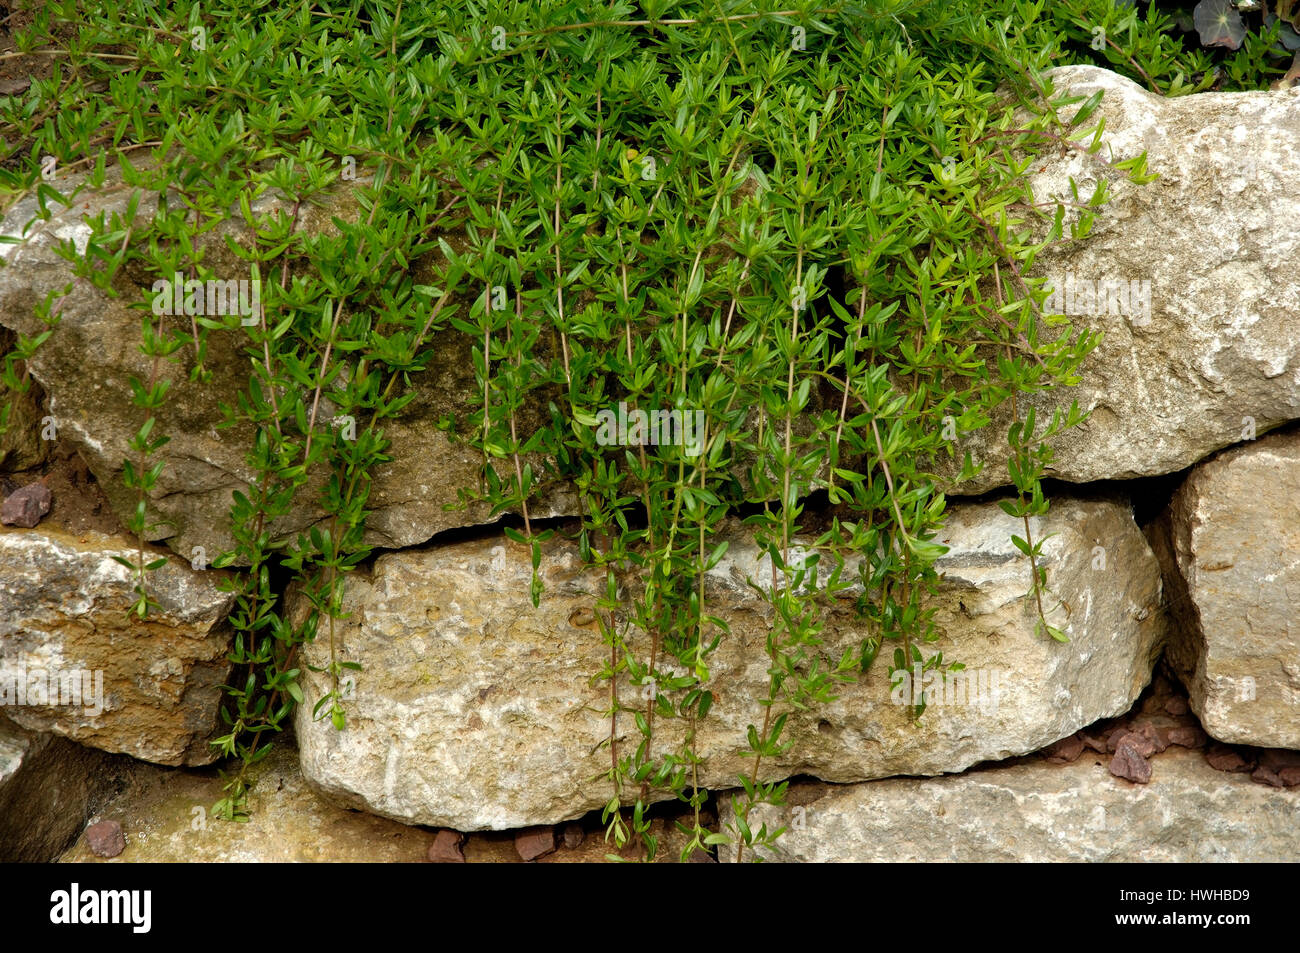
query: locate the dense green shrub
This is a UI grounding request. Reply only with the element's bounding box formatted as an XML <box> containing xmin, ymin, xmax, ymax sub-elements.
<box><xmin>1047</xmin><ymin>0</ymin><xmax>1297</xmax><ymax>92</ymax></box>
<box><xmin>0</xmin><ymin>1</ymin><xmax>1178</xmax><ymax>860</ymax></box>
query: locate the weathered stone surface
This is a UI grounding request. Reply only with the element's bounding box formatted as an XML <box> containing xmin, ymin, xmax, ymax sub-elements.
<box><xmin>293</xmin><ymin>495</ymin><xmax>1164</xmax><ymax>830</ymax></box>
<box><xmin>947</xmin><ymin>66</ymin><xmax>1300</xmax><ymax>493</ymax></box>
<box><xmin>1149</xmin><ymin>428</ymin><xmax>1300</xmax><ymax>748</ymax></box>
<box><xmin>0</xmin><ymin>716</ymin><xmax>112</xmax><ymax>862</ymax></box>
<box><xmin>718</xmin><ymin>747</ymin><xmax>1300</xmax><ymax>862</ymax></box>
<box><xmin>58</xmin><ymin>738</ymin><xmax>700</xmax><ymax>863</ymax></box>
<box><xmin>0</xmin><ymin>525</ymin><xmax>234</xmax><ymax>765</ymax></box>
<box><xmin>0</xmin><ymin>169</ymin><xmax>571</xmax><ymax>561</ymax></box>
<box><xmin>60</xmin><ymin>742</ymin><xmax>439</xmax><ymax>863</ymax></box>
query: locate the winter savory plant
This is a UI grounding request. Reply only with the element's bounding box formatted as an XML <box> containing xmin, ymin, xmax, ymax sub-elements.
<box><xmin>11</xmin><ymin>0</ymin><xmax>1258</xmax><ymax>861</ymax></box>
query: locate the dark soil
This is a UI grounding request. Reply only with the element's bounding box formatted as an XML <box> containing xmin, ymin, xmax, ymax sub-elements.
<box><xmin>2</xmin><ymin>439</ymin><xmax>123</xmax><ymax>537</ymax></box>
<box><xmin>0</xmin><ymin>1</ymin><xmax>51</xmax><ymax>98</ymax></box>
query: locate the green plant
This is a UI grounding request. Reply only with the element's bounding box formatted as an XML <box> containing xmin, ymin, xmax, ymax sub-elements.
<box><xmin>0</xmin><ymin>0</ymin><xmax>1165</xmax><ymax>860</ymax></box>
<box><xmin>0</xmin><ymin>285</ymin><xmax>65</xmax><ymax>444</ymax></box>
<box><xmin>1046</xmin><ymin>0</ymin><xmax>1297</xmax><ymax>93</ymax></box>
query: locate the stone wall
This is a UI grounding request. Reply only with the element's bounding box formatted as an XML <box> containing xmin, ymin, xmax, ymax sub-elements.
<box><xmin>2</xmin><ymin>65</ymin><xmax>1298</xmax><ymax>861</ymax></box>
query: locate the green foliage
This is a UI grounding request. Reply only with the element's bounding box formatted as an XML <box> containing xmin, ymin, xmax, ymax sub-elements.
<box><xmin>0</xmin><ymin>284</ymin><xmax>65</xmax><ymax>440</ymax></box>
<box><xmin>1044</xmin><ymin>0</ymin><xmax>1296</xmax><ymax>93</ymax></box>
<box><xmin>1190</xmin><ymin>0</ymin><xmax>1300</xmax><ymax>54</ymax></box>
<box><xmin>0</xmin><ymin>0</ymin><xmax>1185</xmax><ymax>859</ymax></box>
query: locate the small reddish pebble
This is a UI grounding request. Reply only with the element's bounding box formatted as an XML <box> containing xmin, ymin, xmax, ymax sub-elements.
<box><xmin>515</xmin><ymin>826</ymin><xmax>556</xmax><ymax>861</ymax></box>
<box><xmin>427</xmin><ymin>829</ymin><xmax>465</xmax><ymax>863</ymax></box>
<box><xmin>1</xmin><ymin>482</ymin><xmax>52</xmax><ymax>528</ymax></box>
<box><xmin>85</xmin><ymin>819</ymin><xmax>126</xmax><ymax>858</ymax></box>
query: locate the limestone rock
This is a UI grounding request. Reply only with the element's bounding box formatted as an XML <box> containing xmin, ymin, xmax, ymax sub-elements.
<box><xmin>718</xmin><ymin>747</ymin><xmax>1300</xmax><ymax>862</ymax></box>
<box><xmin>947</xmin><ymin>66</ymin><xmax>1300</xmax><ymax>493</ymax></box>
<box><xmin>0</xmin><ymin>525</ymin><xmax>234</xmax><ymax>765</ymax></box>
<box><xmin>292</xmin><ymin>495</ymin><xmax>1164</xmax><ymax>830</ymax></box>
<box><xmin>58</xmin><ymin>737</ymin><xmax>701</xmax><ymax>863</ymax></box>
<box><xmin>0</xmin><ymin>716</ymin><xmax>112</xmax><ymax>862</ymax></box>
<box><xmin>59</xmin><ymin>742</ymin><xmax>438</xmax><ymax>863</ymax></box>
<box><xmin>1150</xmin><ymin>428</ymin><xmax>1300</xmax><ymax>748</ymax></box>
